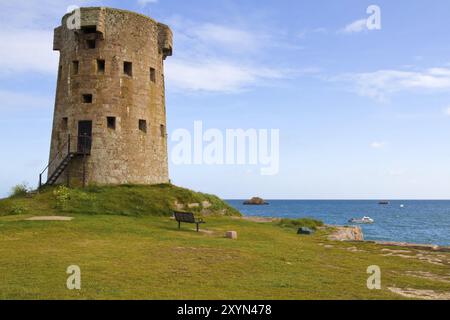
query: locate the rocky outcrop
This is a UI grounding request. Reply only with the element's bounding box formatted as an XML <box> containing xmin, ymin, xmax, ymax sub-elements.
<box><xmin>243</xmin><ymin>197</ymin><xmax>269</xmax><ymax>205</ymax></box>
<box><xmin>328</xmin><ymin>226</ymin><xmax>364</xmax><ymax>241</ymax></box>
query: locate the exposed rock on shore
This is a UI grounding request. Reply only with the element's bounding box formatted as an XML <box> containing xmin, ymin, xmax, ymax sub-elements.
<box><xmin>328</xmin><ymin>225</ymin><xmax>364</xmax><ymax>241</ymax></box>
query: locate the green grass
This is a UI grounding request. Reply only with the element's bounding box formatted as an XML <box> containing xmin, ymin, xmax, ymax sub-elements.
<box><xmin>0</xmin><ymin>185</ymin><xmax>448</xmax><ymax>300</ymax></box>
<box><xmin>0</xmin><ymin>214</ymin><xmax>449</xmax><ymax>300</ymax></box>
<box><xmin>0</xmin><ymin>184</ymin><xmax>240</xmax><ymax>217</ymax></box>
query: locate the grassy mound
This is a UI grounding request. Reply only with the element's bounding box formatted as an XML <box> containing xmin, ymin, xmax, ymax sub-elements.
<box><xmin>0</xmin><ymin>184</ymin><xmax>241</xmax><ymax>217</ymax></box>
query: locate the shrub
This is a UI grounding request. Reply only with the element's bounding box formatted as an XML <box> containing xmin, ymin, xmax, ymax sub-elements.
<box><xmin>10</xmin><ymin>204</ymin><xmax>27</xmax><ymax>215</ymax></box>
<box><xmin>278</xmin><ymin>218</ymin><xmax>324</xmax><ymax>230</ymax></box>
<box><xmin>53</xmin><ymin>186</ymin><xmax>71</xmax><ymax>210</ymax></box>
<box><xmin>10</xmin><ymin>183</ymin><xmax>29</xmax><ymax>197</ymax></box>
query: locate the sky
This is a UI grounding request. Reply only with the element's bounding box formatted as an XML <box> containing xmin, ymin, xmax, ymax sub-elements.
<box><xmin>1</xmin><ymin>0</ymin><xmax>450</xmax><ymax>199</ymax></box>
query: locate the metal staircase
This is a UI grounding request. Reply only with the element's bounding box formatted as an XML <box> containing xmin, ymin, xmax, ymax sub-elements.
<box><xmin>45</xmin><ymin>152</ymin><xmax>76</xmax><ymax>186</ymax></box>
<box><xmin>39</xmin><ymin>134</ymin><xmax>91</xmax><ymax>188</ymax></box>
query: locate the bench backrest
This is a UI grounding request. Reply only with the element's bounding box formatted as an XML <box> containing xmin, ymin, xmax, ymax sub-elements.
<box><xmin>174</xmin><ymin>211</ymin><xmax>196</xmax><ymax>223</ymax></box>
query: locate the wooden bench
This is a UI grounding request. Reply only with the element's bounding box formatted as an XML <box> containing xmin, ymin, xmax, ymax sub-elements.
<box><xmin>174</xmin><ymin>211</ymin><xmax>205</xmax><ymax>232</ymax></box>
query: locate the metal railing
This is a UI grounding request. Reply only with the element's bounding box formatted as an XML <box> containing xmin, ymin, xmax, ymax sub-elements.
<box><xmin>39</xmin><ymin>134</ymin><xmax>92</xmax><ymax>188</ymax></box>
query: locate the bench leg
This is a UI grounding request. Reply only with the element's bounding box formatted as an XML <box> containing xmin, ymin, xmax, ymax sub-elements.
<box><xmin>196</xmin><ymin>223</ymin><xmax>199</xmax><ymax>232</ymax></box>
<box><xmin>178</xmin><ymin>221</ymin><xmax>181</xmax><ymax>230</ymax></box>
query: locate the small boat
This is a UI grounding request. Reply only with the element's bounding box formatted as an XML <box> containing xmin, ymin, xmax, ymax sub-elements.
<box><xmin>400</xmin><ymin>204</ymin><xmax>405</xmax><ymax>208</ymax></box>
<box><xmin>378</xmin><ymin>201</ymin><xmax>390</xmax><ymax>205</ymax></box>
<box><xmin>348</xmin><ymin>216</ymin><xmax>374</xmax><ymax>224</ymax></box>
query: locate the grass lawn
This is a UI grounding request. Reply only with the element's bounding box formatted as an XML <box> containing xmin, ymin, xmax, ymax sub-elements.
<box><xmin>1</xmin><ymin>213</ymin><xmax>449</xmax><ymax>300</ymax></box>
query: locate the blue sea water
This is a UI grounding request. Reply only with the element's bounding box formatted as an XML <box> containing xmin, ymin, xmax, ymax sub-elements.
<box><xmin>226</xmin><ymin>200</ymin><xmax>450</xmax><ymax>246</ymax></box>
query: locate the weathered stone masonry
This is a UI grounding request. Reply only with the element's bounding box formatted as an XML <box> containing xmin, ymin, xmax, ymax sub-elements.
<box><xmin>49</xmin><ymin>7</ymin><xmax>172</xmax><ymax>185</ymax></box>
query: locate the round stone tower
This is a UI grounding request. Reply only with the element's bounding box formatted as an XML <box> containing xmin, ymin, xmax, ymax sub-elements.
<box><xmin>47</xmin><ymin>7</ymin><xmax>172</xmax><ymax>186</ymax></box>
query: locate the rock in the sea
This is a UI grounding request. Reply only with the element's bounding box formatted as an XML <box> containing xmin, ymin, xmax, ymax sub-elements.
<box><xmin>297</xmin><ymin>227</ymin><xmax>315</xmax><ymax>235</ymax></box>
<box><xmin>243</xmin><ymin>197</ymin><xmax>269</xmax><ymax>205</ymax></box>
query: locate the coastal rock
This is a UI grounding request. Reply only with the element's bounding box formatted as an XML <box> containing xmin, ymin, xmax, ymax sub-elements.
<box><xmin>297</xmin><ymin>227</ymin><xmax>315</xmax><ymax>235</ymax></box>
<box><xmin>328</xmin><ymin>226</ymin><xmax>364</xmax><ymax>242</ymax></box>
<box><xmin>201</xmin><ymin>201</ymin><xmax>212</xmax><ymax>209</ymax></box>
<box><xmin>243</xmin><ymin>197</ymin><xmax>269</xmax><ymax>205</ymax></box>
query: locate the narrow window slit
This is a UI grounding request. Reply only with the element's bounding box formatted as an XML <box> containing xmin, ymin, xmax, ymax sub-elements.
<box><xmin>150</xmin><ymin>67</ymin><xmax>156</xmax><ymax>83</ymax></box>
<box><xmin>139</xmin><ymin>119</ymin><xmax>147</xmax><ymax>133</ymax></box>
<box><xmin>97</xmin><ymin>59</ymin><xmax>105</xmax><ymax>74</ymax></box>
<box><xmin>107</xmin><ymin>117</ymin><xmax>116</xmax><ymax>130</ymax></box>
<box><xmin>124</xmin><ymin>61</ymin><xmax>133</xmax><ymax>76</ymax></box>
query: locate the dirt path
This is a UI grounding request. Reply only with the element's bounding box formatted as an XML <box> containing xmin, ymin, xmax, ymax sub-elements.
<box><xmin>25</xmin><ymin>216</ymin><xmax>74</xmax><ymax>221</ymax></box>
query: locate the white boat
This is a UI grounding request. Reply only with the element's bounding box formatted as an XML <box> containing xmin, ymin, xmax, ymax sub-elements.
<box><xmin>348</xmin><ymin>216</ymin><xmax>374</xmax><ymax>224</ymax></box>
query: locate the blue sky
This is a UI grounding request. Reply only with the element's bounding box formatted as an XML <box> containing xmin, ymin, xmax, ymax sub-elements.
<box><xmin>1</xmin><ymin>0</ymin><xmax>450</xmax><ymax>199</ymax></box>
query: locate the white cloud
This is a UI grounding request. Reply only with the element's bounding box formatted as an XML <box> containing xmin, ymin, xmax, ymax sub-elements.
<box><xmin>340</xmin><ymin>19</ymin><xmax>368</xmax><ymax>34</ymax></box>
<box><xmin>192</xmin><ymin>24</ymin><xmax>260</xmax><ymax>52</ymax></box>
<box><xmin>0</xmin><ymin>0</ymin><xmax>99</xmax><ymax>76</ymax></box>
<box><xmin>164</xmin><ymin>18</ymin><xmax>295</xmax><ymax>93</ymax></box>
<box><xmin>0</xmin><ymin>29</ymin><xmax>58</xmax><ymax>75</ymax></box>
<box><xmin>370</xmin><ymin>141</ymin><xmax>386</xmax><ymax>149</ymax></box>
<box><xmin>166</xmin><ymin>59</ymin><xmax>287</xmax><ymax>93</ymax></box>
<box><xmin>444</xmin><ymin>107</ymin><xmax>450</xmax><ymax>116</ymax></box>
<box><xmin>298</xmin><ymin>27</ymin><xmax>328</xmax><ymax>39</ymax></box>
<box><xmin>332</xmin><ymin>67</ymin><xmax>450</xmax><ymax>101</ymax></box>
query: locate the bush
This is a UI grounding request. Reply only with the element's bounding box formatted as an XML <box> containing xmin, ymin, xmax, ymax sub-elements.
<box><xmin>278</xmin><ymin>218</ymin><xmax>324</xmax><ymax>230</ymax></box>
<box><xmin>10</xmin><ymin>204</ymin><xmax>27</xmax><ymax>215</ymax></box>
<box><xmin>10</xmin><ymin>183</ymin><xmax>29</xmax><ymax>197</ymax></box>
<box><xmin>53</xmin><ymin>186</ymin><xmax>71</xmax><ymax>210</ymax></box>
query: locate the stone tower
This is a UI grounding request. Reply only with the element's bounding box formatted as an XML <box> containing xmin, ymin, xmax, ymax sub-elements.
<box><xmin>46</xmin><ymin>7</ymin><xmax>172</xmax><ymax>187</ymax></box>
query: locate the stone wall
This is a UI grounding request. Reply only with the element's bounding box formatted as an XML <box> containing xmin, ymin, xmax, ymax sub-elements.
<box><xmin>49</xmin><ymin>7</ymin><xmax>172</xmax><ymax>186</ymax></box>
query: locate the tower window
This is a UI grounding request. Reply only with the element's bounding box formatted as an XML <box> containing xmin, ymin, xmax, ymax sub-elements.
<box><xmin>150</xmin><ymin>67</ymin><xmax>156</xmax><ymax>83</ymax></box>
<box><xmin>82</xmin><ymin>94</ymin><xmax>93</xmax><ymax>103</ymax></box>
<box><xmin>86</xmin><ymin>39</ymin><xmax>96</xmax><ymax>49</ymax></box>
<box><xmin>160</xmin><ymin>124</ymin><xmax>165</xmax><ymax>137</ymax></box>
<box><xmin>58</xmin><ymin>65</ymin><xmax>62</xmax><ymax>81</ymax></box>
<box><xmin>82</xmin><ymin>26</ymin><xmax>97</xmax><ymax>34</ymax></box>
<box><xmin>97</xmin><ymin>59</ymin><xmax>105</xmax><ymax>74</ymax></box>
<box><xmin>107</xmin><ymin>117</ymin><xmax>116</xmax><ymax>130</ymax></box>
<box><xmin>139</xmin><ymin>119</ymin><xmax>147</xmax><ymax>133</ymax></box>
<box><xmin>124</xmin><ymin>61</ymin><xmax>133</xmax><ymax>76</ymax></box>
<box><xmin>62</xmin><ymin>117</ymin><xmax>68</xmax><ymax>130</ymax></box>
<box><xmin>72</xmin><ymin>61</ymin><xmax>79</xmax><ymax>75</ymax></box>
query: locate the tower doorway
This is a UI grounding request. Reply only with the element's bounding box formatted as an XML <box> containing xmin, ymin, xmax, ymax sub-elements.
<box><xmin>77</xmin><ymin>120</ymin><xmax>92</xmax><ymax>154</ymax></box>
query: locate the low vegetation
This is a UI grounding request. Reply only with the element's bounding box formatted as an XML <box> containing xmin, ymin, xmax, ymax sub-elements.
<box><xmin>277</xmin><ymin>218</ymin><xmax>324</xmax><ymax>230</ymax></box>
<box><xmin>0</xmin><ymin>184</ymin><xmax>240</xmax><ymax>217</ymax></box>
<box><xmin>9</xmin><ymin>183</ymin><xmax>29</xmax><ymax>197</ymax></box>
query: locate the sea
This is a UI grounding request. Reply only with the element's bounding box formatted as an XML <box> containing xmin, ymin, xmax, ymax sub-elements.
<box><xmin>226</xmin><ymin>200</ymin><xmax>450</xmax><ymax>246</ymax></box>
